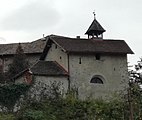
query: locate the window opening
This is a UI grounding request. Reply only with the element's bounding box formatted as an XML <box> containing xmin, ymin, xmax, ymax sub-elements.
<box><xmin>90</xmin><ymin>76</ymin><xmax>104</xmax><ymax>84</ymax></box>
<box><xmin>95</xmin><ymin>54</ymin><xmax>101</xmax><ymax>60</ymax></box>
<box><xmin>79</xmin><ymin>57</ymin><xmax>82</xmax><ymax>64</ymax></box>
<box><xmin>55</xmin><ymin>45</ymin><xmax>57</xmax><ymax>49</ymax></box>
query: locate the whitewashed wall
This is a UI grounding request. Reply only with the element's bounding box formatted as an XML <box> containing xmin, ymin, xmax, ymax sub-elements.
<box><xmin>69</xmin><ymin>54</ymin><xmax>128</xmax><ymax>99</ymax></box>
<box><xmin>44</xmin><ymin>42</ymin><xmax>129</xmax><ymax>99</ymax></box>
<box><xmin>45</xmin><ymin>43</ymin><xmax>68</xmax><ymax>71</ymax></box>
<box><xmin>15</xmin><ymin>74</ymin><xmax>69</xmax><ymax>94</ymax></box>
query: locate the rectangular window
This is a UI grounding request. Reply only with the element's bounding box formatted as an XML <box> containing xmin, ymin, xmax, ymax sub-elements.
<box><xmin>79</xmin><ymin>57</ymin><xmax>82</xmax><ymax>64</ymax></box>
<box><xmin>95</xmin><ymin>54</ymin><xmax>101</xmax><ymax>60</ymax></box>
<box><xmin>55</xmin><ymin>45</ymin><xmax>57</xmax><ymax>49</ymax></box>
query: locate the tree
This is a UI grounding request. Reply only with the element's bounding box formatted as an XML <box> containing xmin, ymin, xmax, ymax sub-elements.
<box><xmin>128</xmin><ymin>58</ymin><xmax>142</xmax><ymax>120</ymax></box>
<box><xmin>8</xmin><ymin>43</ymin><xmax>29</xmax><ymax>80</ymax></box>
<box><xmin>0</xmin><ymin>83</ymin><xmax>30</xmax><ymax>113</ymax></box>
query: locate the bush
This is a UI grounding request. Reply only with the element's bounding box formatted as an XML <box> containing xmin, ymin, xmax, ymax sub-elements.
<box><xmin>17</xmin><ymin>109</ymin><xmax>45</xmax><ymax>120</ymax></box>
<box><xmin>14</xmin><ymin>82</ymin><xmax>130</xmax><ymax>120</ymax></box>
<box><xmin>0</xmin><ymin>83</ymin><xmax>30</xmax><ymax>112</ymax></box>
<box><xmin>0</xmin><ymin>113</ymin><xmax>15</xmax><ymax>120</ymax></box>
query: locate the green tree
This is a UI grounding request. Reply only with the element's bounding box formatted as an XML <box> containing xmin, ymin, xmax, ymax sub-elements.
<box><xmin>8</xmin><ymin>43</ymin><xmax>29</xmax><ymax>80</ymax></box>
<box><xmin>128</xmin><ymin>58</ymin><xmax>142</xmax><ymax>120</ymax></box>
<box><xmin>0</xmin><ymin>83</ymin><xmax>30</xmax><ymax>113</ymax></box>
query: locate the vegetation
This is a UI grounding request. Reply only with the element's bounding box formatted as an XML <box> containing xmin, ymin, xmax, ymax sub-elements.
<box><xmin>11</xmin><ymin>58</ymin><xmax>142</xmax><ymax>120</ymax></box>
<box><xmin>15</xmin><ymin>83</ymin><xmax>129</xmax><ymax>120</ymax></box>
<box><xmin>0</xmin><ymin>83</ymin><xmax>30</xmax><ymax>113</ymax></box>
<box><xmin>0</xmin><ymin>43</ymin><xmax>141</xmax><ymax>119</ymax></box>
<box><xmin>0</xmin><ymin>78</ymin><xmax>140</xmax><ymax>119</ymax></box>
<box><xmin>128</xmin><ymin>58</ymin><xmax>142</xmax><ymax>119</ymax></box>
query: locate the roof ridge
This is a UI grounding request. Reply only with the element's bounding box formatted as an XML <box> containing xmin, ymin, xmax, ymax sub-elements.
<box><xmin>0</xmin><ymin>42</ymin><xmax>30</xmax><ymax>45</ymax></box>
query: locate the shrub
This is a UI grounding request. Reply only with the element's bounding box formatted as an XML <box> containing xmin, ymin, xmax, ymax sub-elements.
<box><xmin>17</xmin><ymin>109</ymin><xmax>45</xmax><ymax>120</ymax></box>
<box><xmin>0</xmin><ymin>113</ymin><xmax>15</xmax><ymax>120</ymax></box>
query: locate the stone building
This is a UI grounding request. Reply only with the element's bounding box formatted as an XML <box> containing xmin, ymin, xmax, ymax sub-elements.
<box><xmin>0</xmin><ymin>39</ymin><xmax>46</xmax><ymax>72</ymax></box>
<box><xmin>14</xmin><ymin>14</ymin><xmax>134</xmax><ymax>99</ymax></box>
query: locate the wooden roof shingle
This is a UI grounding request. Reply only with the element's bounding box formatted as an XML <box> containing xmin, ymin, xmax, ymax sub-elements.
<box><xmin>85</xmin><ymin>19</ymin><xmax>106</xmax><ymax>36</ymax></box>
<box><xmin>49</xmin><ymin>35</ymin><xmax>134</xmax><ymax>54</ymax></box>
<box><xmin>0</xmin><ymin>38</ymin><xmax>47</xmax><ymax>56</ymax></box>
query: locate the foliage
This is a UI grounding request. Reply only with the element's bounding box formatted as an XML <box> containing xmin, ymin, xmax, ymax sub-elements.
<box><xmin>15</xmin><ymin>82</ymin><xmax>130</xmax><ymax>120</ymax></box>
<box><xmin>0</xmin><ymin>80</ymin><xmax>138</xmax><ymax>120</ymax></box>
<box><xmin>0</xmin><ymin>83</ymin><xmax>30</xmax><ymax>112</ymax></box>
<box><xmin>8</xmin><ymin>43</ymin><xmax>29</xmax><ymax>80</ymax></box>
<box><xmin>0</xmin><ymin>73</ymin><xmax>5</xmax><ymax>84</ymax></box>
<box><xmin>16</xmin><ymin>95</ymin><xmax>128</xmax><ymax>120</ymax></box>
<box><xmin>128</xmin><ymin>58</ymin><xmax>142</xmax><ymax>119</ymax></box>
<box><xmin>19</xmin><ymin>109</ymin><xmax>45</xmax><ymax>120</ymax></box>
<box><xmin>0</xmin><ymin>113</ymin><xmax>15</xmax><ymax>120</ymax></box>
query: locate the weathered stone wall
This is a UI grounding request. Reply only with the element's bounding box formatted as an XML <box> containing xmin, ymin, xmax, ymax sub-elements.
<box><xmin>15</xmin><ymin>74</ymin><xmax>69</xmax><ymax>95</ymax></box>
<box><xmin>69</xmin><ymin>54</ymin><xmax>128</xmax><ymax>99</ymax></box>
<box><xmin>34</xmin><ymin>76</ymin><xmax>69</xmax><ymax>93</ymax></box>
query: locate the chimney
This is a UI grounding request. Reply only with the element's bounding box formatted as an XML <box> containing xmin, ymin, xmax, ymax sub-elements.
<box><xmin>76</xmin><ymin>36</ymin><xmax>80</xmax><ymax>39</ymax></box>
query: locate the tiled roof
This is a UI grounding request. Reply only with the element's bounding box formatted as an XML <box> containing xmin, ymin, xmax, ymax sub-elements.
<box><xmin>31</xmin><ymin>61</ymin><xmax>69</xmax><ymax>76</ymax></box>
<box><xmin>13</xmin><ymin>60</ymin><xmax>68</xmax><ymax>81</ymax></box>
<box><xmin>50</xmin><ymin>35</ymin><xmax>134</xmax><ymax>54</ymax></box>
<box><xmin>0</xmin><ymin>38</ymin><xmax>47</xmax><ymax>56</ymax></box>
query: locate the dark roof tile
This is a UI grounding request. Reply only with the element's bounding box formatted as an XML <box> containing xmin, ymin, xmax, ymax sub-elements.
<box><xmin>85</xmin><ymin>19</ymin><xmax>106</xmax><ymax>36</ymax></box>
<box><xmin>0</xmin><ymin>39</ymin><xmax>47</xmax><ymax>56</ymax></box>
<box><xmin>31</xmin><ymin>61</ymin><xmax>68</xmax><ymax>76</ymax></box>
<box><xmin>50</xmin><ymin>35</ymin><xmax>134</xmax><ymax>54</ymax></box>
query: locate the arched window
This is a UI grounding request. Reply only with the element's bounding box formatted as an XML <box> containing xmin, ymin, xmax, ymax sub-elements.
<box><xmin>90</xmin><ymin>75</ymin><xmax>104</xmax><ymax>84</ymax></box>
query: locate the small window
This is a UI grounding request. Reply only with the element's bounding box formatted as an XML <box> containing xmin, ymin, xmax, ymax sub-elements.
<box><xmin>55</xmin><ymin>45</ymin><xmax>57</xmax><ymax>49</ymax></box>
<box><xmin>95</xmin><ymin>54</ymin><xmax>101</xmax><ymax>60</ymax></box>
<box><xmin>90</xmin><ymin>75</ymin><xmax>104</xmax><ymax>84</ymax></box>
<box><xmin>114</xmin><ymin>68</ymin><xmax>116</xmax><ymax>71</ymax></box>
<box><xmin>79</xmin><ymin>57</ymin><xmax>82</xmax><ymax>64</ymax></box>
<box><xmin>60</xmin><ymin>56</ymin><xmax>62</xmax><ymax>59</ymax></box>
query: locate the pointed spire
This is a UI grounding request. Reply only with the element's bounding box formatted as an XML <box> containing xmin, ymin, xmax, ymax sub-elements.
<box><xmin>85</xmin><ymin>12</ymin><xmax>106</xmax><ymax>39</ymax></box>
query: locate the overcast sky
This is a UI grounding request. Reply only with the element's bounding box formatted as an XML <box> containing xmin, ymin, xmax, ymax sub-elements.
<box><xmin>0</xmin><ymin>0</ymin><xmax>141</xmax><ymax>65</ymax></box>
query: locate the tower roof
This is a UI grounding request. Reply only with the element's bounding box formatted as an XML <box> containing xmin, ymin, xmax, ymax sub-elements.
<box><xmin>85</xmin><ymin>13</ymin><xmax>106</xmax><ymax>37</ymax></box>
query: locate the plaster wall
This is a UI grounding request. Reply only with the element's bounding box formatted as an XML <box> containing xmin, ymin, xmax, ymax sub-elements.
<box><xmin>69</xmin><ymin>54</ymin><xmax>129</xmax><ymax>99</ymax></box>
<box><xmin>15</xmin><ymin>74</ymin><xmax>68</xmax><ymax>100</ymax></box>
<box><xmin>45</xmin><ymin>43</ymin><xmax>68</xmax><ymax>71</ymax></box>
<box><xmin>34</xmin><ymin>76</ymin><xmax>69</xmax><ymax>93</ymax></box>
<box><xmin>15</xmin><ymin>74</ymin><xmax>68</xmax><ymax>93</ymax></box>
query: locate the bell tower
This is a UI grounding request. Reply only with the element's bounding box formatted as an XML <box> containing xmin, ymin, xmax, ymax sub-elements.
<box><xmin>85</xmin><ymin>12</ymin><xmax>106</xmax><ymax>39</ymax></box>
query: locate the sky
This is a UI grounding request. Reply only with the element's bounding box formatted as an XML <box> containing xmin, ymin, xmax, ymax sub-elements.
<box><xmin>0</xmin><ymin>0</ymin><xmax>141</xmax><ymax>65</ymax></box>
